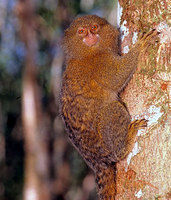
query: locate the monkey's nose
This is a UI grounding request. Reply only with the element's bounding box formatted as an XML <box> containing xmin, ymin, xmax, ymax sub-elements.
<box><xmin>83</xmin><ymin>33</ymin><xmax>99</xmax><ymax>47</ymax></box>
<box><xmin>87</xmin><ymin>33</ymin><xmax>95</xmax><ymax>39</ymax></box>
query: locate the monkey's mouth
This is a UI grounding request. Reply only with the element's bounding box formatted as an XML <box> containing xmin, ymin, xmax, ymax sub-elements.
<box><xmin>83</xmin><ymin>33</ymin><xmax>99</xmax><ymax>47</ymax></box>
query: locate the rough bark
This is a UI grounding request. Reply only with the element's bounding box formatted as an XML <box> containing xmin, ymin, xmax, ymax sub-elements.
<box><xmin>116</xmin><ymin>0</ymin><xmax>170</xmax><ymax>199</ymax></box>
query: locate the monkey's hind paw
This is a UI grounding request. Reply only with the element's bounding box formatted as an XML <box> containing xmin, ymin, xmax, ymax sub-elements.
<box><xmin>129</xmin><ymin>119</ymin><xmax>148</xmax><ymax>130</ymax></box>
<box><xmin>140</xmin><ymin>29</ymin><xmax>160</xmax><ymax>48</ymax></box>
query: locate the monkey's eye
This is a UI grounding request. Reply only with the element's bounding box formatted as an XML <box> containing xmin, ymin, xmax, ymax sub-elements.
<box><xmin>91</xmin><ymin>24</ymin><xmax>99</xmax><ymax>32</ymax></box>
<box><xmin>77</xmin><ymin>28</ymin><xmax>87</xmax><ymax>35</ymax></box>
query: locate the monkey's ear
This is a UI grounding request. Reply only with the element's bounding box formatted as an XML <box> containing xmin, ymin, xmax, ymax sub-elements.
<box><xmin>64</xmin><ymin>27</ymin><xmax>75</xmax><ymax>38</ymax></box>
<box><xmin>61</xmin><ymin>27</ymin><xmax>75</xmax><ymax>51</ymax></box>
<box><xmin>64</xmin><ymin>28</ymin><xmax>69</xmax><ymax>36</ymax></box>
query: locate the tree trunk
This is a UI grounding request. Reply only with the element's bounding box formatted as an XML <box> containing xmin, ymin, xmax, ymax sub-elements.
<box><xmin>17</xmin><ymin>1</ymin><xmax>51</xmax><ymax>200</ymax></box>
<box><xmin>116</xmin><ymin>0</ymin><xmax>170</xmax><ymax>199</ymax></box>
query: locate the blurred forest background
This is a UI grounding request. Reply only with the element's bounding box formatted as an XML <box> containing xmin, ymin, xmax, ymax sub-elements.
<box><xmin>0</xmin><ymin>0</ymin><xmax>117</xmax><ymax>200</ymax></box>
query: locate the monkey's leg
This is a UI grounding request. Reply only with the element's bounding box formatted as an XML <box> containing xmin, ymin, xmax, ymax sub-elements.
<box><xmin>96</xmin><ymin>102</ymin><xmax>147</xmax><ymax>199</ymax></box>
<box><xmin>95</xmin><ymin>164</ymin><xmax>116</xmax><ymax>200</ymax></box>
<box><xmin>98</xmin><ymin>102</ymin><xmax>147</xmax><ymax>161</ymax></box>
<box><xmin>98</xmin><ymin>101</ymin><xmax>131</xmax><ymax>161</ymax></box>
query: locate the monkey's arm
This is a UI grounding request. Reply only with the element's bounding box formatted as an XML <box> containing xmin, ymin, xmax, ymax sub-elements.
<box><xmin>111</xmin><ymin>47</ymin><xmax>140</xmax><ymax>92</ymax></box>
<box><xmin>106</xmin><ymin>30</ymin><xmax>157</xmax><ymax>92</ymax></box>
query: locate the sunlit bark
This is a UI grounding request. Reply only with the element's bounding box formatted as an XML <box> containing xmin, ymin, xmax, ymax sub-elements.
<box><xmin>116</xmin><ymin>0</ymin><xmax>170</xmax><ymax>199</ymax></box>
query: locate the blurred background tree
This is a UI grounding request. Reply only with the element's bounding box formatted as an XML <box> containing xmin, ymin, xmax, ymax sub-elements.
<box><xmin>0</xmin><ymin>0</ymin><xmax>117</xmax><ymax>200</ymax></box>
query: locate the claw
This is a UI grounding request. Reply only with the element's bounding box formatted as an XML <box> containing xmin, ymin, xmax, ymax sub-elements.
<box><xmin>139</xmin><ymin>29</ymin><xmax>159</xmax><ymax>49</ymax></box>
<box><xmin>129</xmin><ymin>119</ymin><xmax>148</xmax><ymax>130</ymax></box>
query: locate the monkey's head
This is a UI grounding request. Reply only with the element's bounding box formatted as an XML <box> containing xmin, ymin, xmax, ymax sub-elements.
<box><xmin>62</xmin><ymin>15</ymin><xmax>119</xmax><ymax>59</ymax></box>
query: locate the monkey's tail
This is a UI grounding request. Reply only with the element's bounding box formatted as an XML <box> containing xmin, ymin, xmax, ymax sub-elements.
<box><xmin>95</xmin><ymin>163</ymin><xmax>116</xmax><ymax>200</ymax></box>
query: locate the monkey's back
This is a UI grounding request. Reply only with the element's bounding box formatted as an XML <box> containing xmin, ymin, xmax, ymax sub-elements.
<box><xmin>60</xmin><ymin>57</ymin><xmax>131</xmax><ymax>169</ymax></box>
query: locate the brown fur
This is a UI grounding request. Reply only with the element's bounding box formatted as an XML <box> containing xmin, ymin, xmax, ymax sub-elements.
<box><xmin>60</xmin><ymin>15</ymin><xmax>156</xmax><ymax>199</ymax></box>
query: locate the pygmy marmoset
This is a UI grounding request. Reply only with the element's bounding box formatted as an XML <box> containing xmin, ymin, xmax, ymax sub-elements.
<box><xmin>60</xmin><ymin>15</ymin><xmax>157</xmax><ymax>199</ymax></box>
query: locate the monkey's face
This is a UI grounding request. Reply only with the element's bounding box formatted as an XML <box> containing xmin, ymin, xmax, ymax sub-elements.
<box><xmin>77</xmin><ymin>24</ymin><xmax>100</xmax><ymax>47</ymax></box>
<box><xmin>62</xmin><ymin>15</ymin><xmax>119</xmax><ymax>59</ymax></box>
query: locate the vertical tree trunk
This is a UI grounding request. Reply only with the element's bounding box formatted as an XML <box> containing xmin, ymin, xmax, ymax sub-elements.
<box><xmin>116</xmin><ymin>0</ymin><xmax>170</xmax><ymax>199</ymax></box>
<box><xmin>17</xmin><ymin>1</ymin><xmax>51</xmax><ymax>200</ymax></box>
